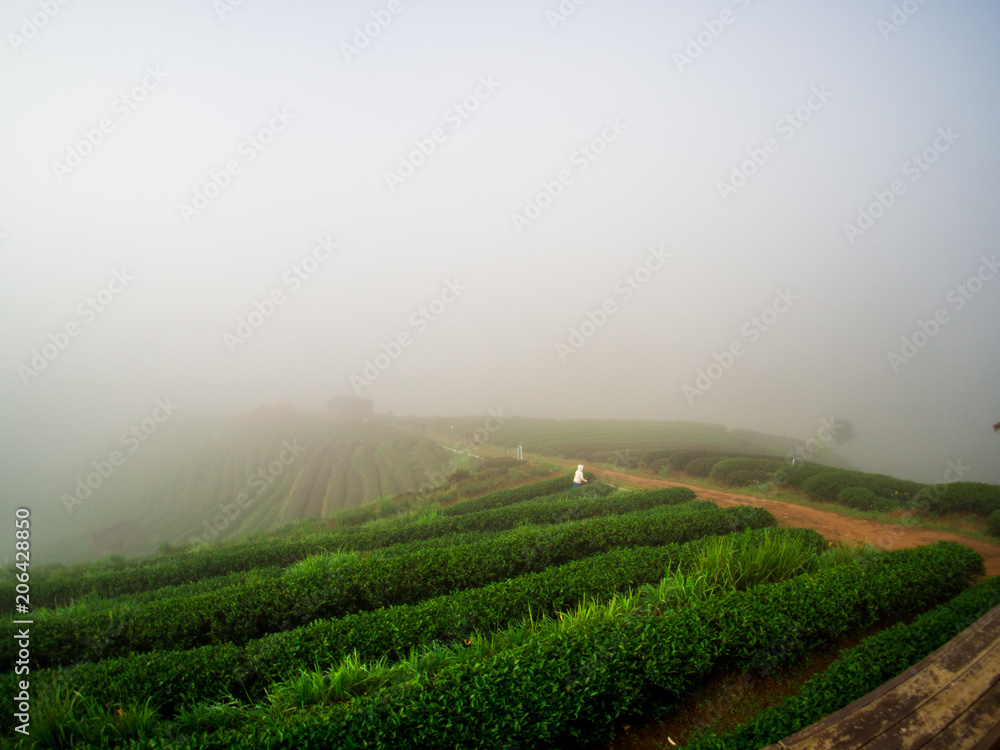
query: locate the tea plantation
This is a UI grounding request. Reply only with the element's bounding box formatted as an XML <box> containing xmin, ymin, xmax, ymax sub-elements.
<box><xmin>2</xmin><ymin>469</ymin><xmax>991</xmax><ymax>749</ymax></box>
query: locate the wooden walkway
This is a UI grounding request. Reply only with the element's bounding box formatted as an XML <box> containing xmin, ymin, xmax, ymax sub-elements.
<box><xmin>764</xmin><ymin>604</ymin><xmax>1000</xmax><ymax>750</ymax></box>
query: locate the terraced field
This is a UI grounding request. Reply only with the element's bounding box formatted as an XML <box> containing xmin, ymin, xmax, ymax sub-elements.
<box><xmin>4</xmin><ymin>469</ymin><xmax>993</xmax><ymax>750</ymax></box>
<box><xmin>41</xmin><ymin>413</ymin><xmax>460</xmax><ymax>564</ymax></box>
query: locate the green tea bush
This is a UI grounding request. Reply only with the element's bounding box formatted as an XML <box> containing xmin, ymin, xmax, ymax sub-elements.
<box><xmin>441</xmin><ymin>474</ymin><xmax>576</xmax><ymax>515</ymax></box>
<box><xmin>684</xmin><ymin>456</ymin><xmax>732</xmax><ymax>477</ymax></box>
<box><xmin>684</xmin><ymin>575</ymin><xmax>1000</xmax><ymax>750</ymax></box>
<box><xmin>709</xmin><ymin>459</ymin><xmax>787</xmax><ymax>485</ymax></box>
<box><xmin>916</xmin><ymin>481</ymin><xmax>1000</xmax><ymax>516</ymax></box>
<box><xmin>637</xmin><ymin>450</ymin><xmax>676</xmax><ymax>472</ymax></box>
<box><xmin>6</xmin><ymin>497</ymin><xmax>752</xmax><ymax>670</ymax></box>
<box><xmin>988</xmin><ymin>509</ymin><xmax>1000</xmax><ymax>537</ymax></box>
<box><xmin>836</xmin><ymin>486</ymin><xmax>878</xmax><ymax>510</ymax></box>
<box><xmin>27</xmin><ymin>526</ymin><xmax>810</xmax><ymax>721</ymax></box>
<box><xmin>772</xmin><ymin>463</ymin><xmax>833</xmax><ymax>489</ymax></box>
<box><xmin>1</xmin><ymin>476</ymin><xmax>603</xmax><ymax>609</ymax></box>
<box><xmin>873</xmin><ymin>495</ymin><xmax>901</xmax><ymax>512</ymax></box>
<box><xmin>185</xmin><ymin>542</ymin><xmax>982</xmax><ymax>750</ymax></box>
<box><xmin>667</xmin><ymin>450</ymin><xmax>728</xmax><ymax>471</ymax></box>
<box><xmin>802</xmin><ymin>469</ymin><xmax>924</xmax><ymax>504</ymax></box>
<box><xmin>11</xmin><ymin>484</ymin><xmax>663</xmax><ymax>626</ymax></box>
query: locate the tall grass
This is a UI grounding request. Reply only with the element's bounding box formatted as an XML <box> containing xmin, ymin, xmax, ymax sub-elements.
<box><xmin>12</xmin><ymin>688</ymin><xmax>162</xmax><ymax>749</ymax></box>
<box><xmin>281</xmin><ymin>549</ymin><xmax>361</xmax><ymax>582</ymax></box>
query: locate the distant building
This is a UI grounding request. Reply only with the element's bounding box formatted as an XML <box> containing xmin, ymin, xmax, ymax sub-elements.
<box><xmin>90</xmin><ymin>521</ymin><xmax>147</xmax><ymax>556</ymax></box>
<box><xmin>327</xmin><ymin>395</ymin><xmax>374</xmax><ymax>419</ymax></box>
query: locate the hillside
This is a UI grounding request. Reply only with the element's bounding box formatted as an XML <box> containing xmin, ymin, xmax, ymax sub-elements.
<box><xmin>417</xmin><ymin>415</ymin><xmax>852</xmax><ymax>468</ymax></box>
<box><xmin>39</xmin><ymin>412</ymin><xmax>457</xmax><ymax>564</ymax></box>
<box><xmin>3</xmin><ymin>467</ymin><xmax>993</xmax><ymax>750</ymax></box>
<box><xmin>36</xmin><ymin>412</ymin><xmax>853</xmax><ymax>566</ymax></box>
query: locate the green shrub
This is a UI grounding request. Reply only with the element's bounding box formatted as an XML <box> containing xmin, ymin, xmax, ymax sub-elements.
<box><xmin>684</xmin><ymin>575</ymin><xmax>1000</xmax><ymax>750</ymax></box>
<box><xmin>772</xmin><ymin>463</ymin><xmax>833</xmax><ymax>489</ymax></box>
<box><xmin>637</xmin><ymin>450</ymin><xmax>676</xmax><ymax>471</ymax></box>
<box><xmin>1</xmin><ymin>476</ymin><xmax>591</xmax><ymax>609</ymax></box>
<box><xmin>6</xmin><ymin>493</ymin><xmax>746</xmax><ymax>671</ymax></box>
<box><xmin>442</xmin><ymin>474</ymin><xmax>575</xmax><ymax>515</ymax></box>
<box><xmin>11</xmin><ymin>483</ymin><xmax>649</xmax><ymax>625</ymax></box>
<box><xmin>448</xmin><ymin>469</ymin><xmax>471</xmax><ymax>484</ymax></box>
<box><xmin>873</xmin><ymin>495</ymin><xmax>901</xmax><ymax>512</ymax></box>
<box><xmin>802</xmin><ymin>469</ymin><xmax>924</xmax><ymax>504</ymax></box>
<box><xmin>28</xmin><ymin>525</ymin><xmax>810</xmax><ymax>722</ymax></box>
<box><xmin>709</xmin><ymin>459</ymin><xmax>787</xmax><ymax>485</ymax></box>
<box><xmin>988</xmin><ymin>509</ymin><xmax>1000</xmax><ymax>537</ymax></box>
<box><xmin>916</xmin><ymin>481</ymin><xmax>1000</xmax><ymax>516</ymax></box>
<box><xmin>667</xmin><ymin>450</ymin><xmax>727</xmax><ymax>471</ymax></box>
<box><xmin>836</xmin><ymin>486</ymin><xmax>878</xmax><ymax>510</ymax></box>
<box><xmin>187</xmin><ymin>542</ymin><xmax>983</xmax><ymax>749</ymax></box>
<box><xmin>726</xmin><ymin>469</ymin><xmax>777</xmax><ymax>486</ymax></box>
<box><xmin>684</xmin><ymin>456</ymin><xmax>732</xmax><ymax>477</ymax></box>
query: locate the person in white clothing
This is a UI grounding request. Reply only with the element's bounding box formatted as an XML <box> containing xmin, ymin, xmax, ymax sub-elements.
<box><xmin>573</xmin><ymin>465</ymin><xmax>588</xmax><ymax>488</ymax></box>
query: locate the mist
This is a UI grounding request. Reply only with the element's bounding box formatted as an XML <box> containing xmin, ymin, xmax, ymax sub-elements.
<box><xmin>2</xmin><ymin>0</ymin><xmax>999</xmax><ymax>559</ymax></box>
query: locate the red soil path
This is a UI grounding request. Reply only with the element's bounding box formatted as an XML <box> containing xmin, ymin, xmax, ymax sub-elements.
<box><xmin>591</xmin><ymin>468</ymin><xmax>1000</xmax><ymax>577</ymax></box>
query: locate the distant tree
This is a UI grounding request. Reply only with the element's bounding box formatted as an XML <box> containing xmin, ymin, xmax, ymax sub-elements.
<box><xmin>831</xmin><ymin>419</ymin><xmax>856</xmax><ymax>445</ymax></box>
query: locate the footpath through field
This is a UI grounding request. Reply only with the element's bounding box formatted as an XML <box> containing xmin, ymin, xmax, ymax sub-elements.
<box><xmin>571</xmin><ymin>465</ymin><xmax>1000</xmax><ymax>577</ymax></box>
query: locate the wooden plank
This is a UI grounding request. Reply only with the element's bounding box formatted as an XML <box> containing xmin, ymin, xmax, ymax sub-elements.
<box><xmin>781</xmin><ymin>606</ymin><xmax>1000</xmax><ymax>749</ymax></box>
<box><xmin>861</xmin><ymin>638</ymin><xmax>1000</xmax><ymax>749</ymax></box>
<box><xmin>923</xmin><ymin>679</ymin><xmax>1000</xmax><ymax>750</ymax></box>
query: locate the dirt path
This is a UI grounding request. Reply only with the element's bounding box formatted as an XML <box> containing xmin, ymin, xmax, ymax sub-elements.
<box><xmin>587</xmin><ymin>467</ymin><xmax>1000</xmax><ymax>576</ymax></box>
<box><xmin>436</xmin><ymin>439</ymin><xmax>1000</xmax><ymax>576</ymax></box>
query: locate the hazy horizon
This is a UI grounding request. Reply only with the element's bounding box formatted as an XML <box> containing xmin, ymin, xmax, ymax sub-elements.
<box><xmin>3</xmin><ymin>0</ymin><xmax>999</xmax><ymax>553</ymax></box>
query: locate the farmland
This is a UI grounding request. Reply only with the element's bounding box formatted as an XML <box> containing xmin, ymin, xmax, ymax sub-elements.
<box><xmin>3</xmin><ymin>459</ymin><xmax>995</xmax><ymax>749</ymax></box>
<box><xmin>35</xmin><ymin>412</ymin><xmax>853</xmax><ymax>567</ymax></box>
<box><xmin>34</xmin><ymin>413</ymin><xmax>474</xmax><ymax>565</ymax></box>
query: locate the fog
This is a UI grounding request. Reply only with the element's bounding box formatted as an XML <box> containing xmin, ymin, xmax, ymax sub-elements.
<box><xmin>2</xmin><ymin>0</ymin><xmax>999</xmax><ymax>554</ymax></box>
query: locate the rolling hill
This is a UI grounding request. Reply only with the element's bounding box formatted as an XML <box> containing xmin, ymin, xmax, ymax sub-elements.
<box><xmin>36</xmin><ymin>411</ymin><xmax>851</xmax><ymax>565</ymax></box>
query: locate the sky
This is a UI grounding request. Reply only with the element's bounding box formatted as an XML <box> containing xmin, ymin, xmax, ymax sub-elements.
<box><xmin>2</xmin><ymin>0</ymin><xmax>999</xmax><ymax>546</ymax></box>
